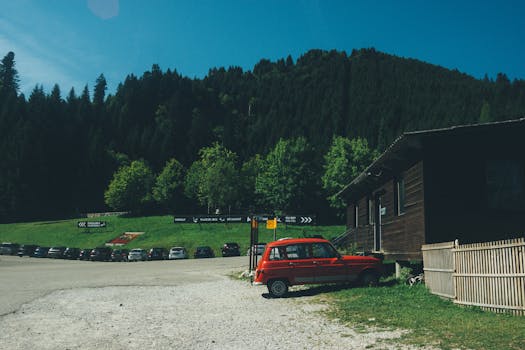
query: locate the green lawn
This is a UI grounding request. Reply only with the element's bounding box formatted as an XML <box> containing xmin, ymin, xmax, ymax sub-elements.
<box><xmin>326</xmin><ymin>282</ymin><xmax>525</xmax><ymax>350</ymax></box>
<box><xmin>0</xmin><ymin>215</ymin><xmax>345</xmax><ymax>256</ymax></box>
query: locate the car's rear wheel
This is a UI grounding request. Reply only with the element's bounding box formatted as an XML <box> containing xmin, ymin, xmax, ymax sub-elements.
<box><xmin>268</xmin><ymin>279</ymin><xmax>288</xmax><ymax>298</ymax></box>
<box><xmin>360</xmin><ymin>271</ymin><xmax>379</xmax><ymax>287</ymax></box>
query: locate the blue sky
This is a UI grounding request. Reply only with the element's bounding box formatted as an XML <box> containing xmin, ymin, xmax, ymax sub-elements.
<box><xmin>1</xmin><ymin>0</ymin><xmax>524</xmax><ymax>96</ymax></box>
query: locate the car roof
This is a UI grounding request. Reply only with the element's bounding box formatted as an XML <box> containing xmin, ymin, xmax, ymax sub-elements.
<box><xmin>267</xmin><ymin>237</ymin><xmax>330</xmax><ymax>247</ymax></box>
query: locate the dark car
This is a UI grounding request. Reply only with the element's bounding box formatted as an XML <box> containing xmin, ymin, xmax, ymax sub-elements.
<box><xmin>79</xmin><ymin>248</ymin><xmax>92</xmax><ymax>260</ymax></box>
<box><xmin>194</xmin><ymin>246</ymin><xmax>214</xmax><ymax>259</ymax></box>
<box><xmin>33</xmin><ymin>246</ymin><xmax>50</xmax><ymax>258</ymax></box>
<box><xmin>111</xmin><ymin>249</ymin><xmax>130</xmax><ymax>262</ymax></box>
<box><xmin>90</xmin><ymin>247</ymin><xmax>112</xmax><ymax>261</ymax></box>
<box><xmin>0</xmin><ymin>242</ymin><xmax>20</xmax><ymax>255</ymax></box>
<box><xmin>148</xmin><ymin>247</ymin><xmax>168</xmax><ymax>260</ymax></box>
<box><xmin>17</xmin><ymin>244</ymin><xmax>38</xmax><ymax>257</ymax></box>
<box><xmin>221</xmin><ymin>242</ymin><xmax>240</xmax><ymax>257</ymax></box>
<box><xmin>63</xmin><ymin>247</ymin><xmax>81</xmax><ymax>259</ymax></box>
<box><xmin>47</xmin><ymin>246</ymin><xmax>67</xmax><ymax>258</ymax></box>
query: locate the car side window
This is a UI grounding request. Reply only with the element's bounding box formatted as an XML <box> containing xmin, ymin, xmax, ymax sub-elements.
<box><xmin>285</xmin><ymin>244</ymin><xmax>311</xmax><ymax>260</ymax></box>
<box><xmin>269</xmin><ymin>247</ymin><xmax>285</xmax><ymax>260</ymax></box>
<box><xmin>312</xmin><ymin>243</ymin><xmax>338</xmax><ymax>258</ymax></box>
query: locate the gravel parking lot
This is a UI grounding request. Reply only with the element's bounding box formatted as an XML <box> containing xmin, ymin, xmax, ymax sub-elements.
<box><xmin>0</xmin><ymin>255</ymin><xmax>424</xmax><ymax>349</ymax></box>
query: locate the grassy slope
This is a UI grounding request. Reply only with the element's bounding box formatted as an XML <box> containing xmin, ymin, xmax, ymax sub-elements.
<box><xmin>0</xmin><ymin>215</ymin><xmax>345</xmax><ymax>255</ymax></box>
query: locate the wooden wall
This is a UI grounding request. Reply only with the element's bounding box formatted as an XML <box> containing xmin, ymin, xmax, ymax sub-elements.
<box><xmin>347</xmin><ymin>161</ymin><xmax>426</xmax><ymax>261</ymax></box>
<box><xmin>382</xmin><ymin>161</ymin><xmax>426</xmax><ymax>260</ymax></box>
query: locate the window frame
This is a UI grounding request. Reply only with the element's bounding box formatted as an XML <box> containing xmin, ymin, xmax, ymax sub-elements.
<box><xmin>395</xmin><ymin>177</ymin><xmax>406</xmax><ymax>216</ymax></box>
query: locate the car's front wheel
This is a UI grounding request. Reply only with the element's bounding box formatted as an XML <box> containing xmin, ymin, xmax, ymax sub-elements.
<box><xmin>268</xmin><ymin>279</ymin><xmax>288</xmax><ymax>298</ymax></box>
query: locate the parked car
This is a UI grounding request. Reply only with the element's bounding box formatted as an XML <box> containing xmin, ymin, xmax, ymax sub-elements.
<box><xmin>90</xmin><ymin>247</ymin><xmax>112</xmax><ymax>261</ymax></box>
<box><xmin>128</xmin><ymin>248</ymin><xmax>147</xmax><ymax>261</ymax></box>
<box><xmin>246</xmin><ymin>243</ymin><xmax>267</xmax><ymax>256</ymax></box>
<box><xmin>221</xmin><ymin>242</ymin><xmax>241</xmax><ymax>257</ymax></box>
<box><xmin>111</xmin><ymin>249</ymin><xmax>129</xmax><ymax>262</ymax></box>
<box><xmin>78</xmin><ymin>248</ymin><xmax>92</xmax><ymax>261</ymax></box>
<box><xmin>194</xmin><ymin>246</ymin><xmax>214</xmax><ymax>259</ymax></box>
<box><xmin>253</xmin><ymin>238</ymin><xmax>383</xmax><ymax>298</ymax></box>
<box><xmin>47</xmin><ymin>246</ymin><xmax>67</xmax><ymax>259</ymax></box>
<box><xmin>169</xmin><ymin>246</ymin><xmax>188</xmax><ymax>260</ymax></box>
<box><xmin>17</xmin><ymin>244</ymin><xmax>38</xmax><ymax>257</ymax></box>
<box><xmin>33</xmin><ymin>246</ymin><xmax>50</xmax><ymax>258</ymax></box>
<box><xmin>0</xmin><ymin>242</ymin><xmax>20</xmax><ymax>255</ymax></box>
<box><xmin>148</xmin><ymin>247</ymin><xmax>168</xmax><ymax>260</ymax></box>
<box><xmin>63</xmin><ymin>247</ymin><xmax>81</xmax><ymax>259</ymax></box>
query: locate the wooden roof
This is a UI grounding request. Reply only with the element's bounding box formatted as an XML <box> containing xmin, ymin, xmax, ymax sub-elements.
<box><xmin>337</xmin><ymin>118</ymin><xmax>525</xmax><ymax>201</ymax></box>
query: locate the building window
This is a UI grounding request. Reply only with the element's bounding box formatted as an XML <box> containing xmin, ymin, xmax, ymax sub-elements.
<box><xmin>368</xmin><ymin>197</ymin><xmax>374</xmax><ymax>224</ymax></box>
<box><xmin>395</xmin><ymin>177</ymin><xmax>406</xmax><ymax>215</ymax></box>
<box><xmin>354</xmin><ymin>204</ymin><xmax>359</xmax><ymax>227</ymax></box>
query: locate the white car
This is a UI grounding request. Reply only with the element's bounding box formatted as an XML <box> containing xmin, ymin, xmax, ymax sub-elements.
<box><xmin>169</xmin><ymin>247</ymin><xmax>188</xmax><ymax>260</ymax></box>
<box><xmin>128</xmin><ymin>248</ymin><xmax>147</xmax><ymax>261</ymax></box>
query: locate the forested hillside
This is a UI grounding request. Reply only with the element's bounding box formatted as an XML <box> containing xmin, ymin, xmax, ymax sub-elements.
<box><xmin>1</xmin><ymin>48</ymin><xmax>524</xmax><ymax>223</ymax></box>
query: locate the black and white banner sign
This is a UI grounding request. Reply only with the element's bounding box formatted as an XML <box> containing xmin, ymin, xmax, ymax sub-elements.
<box><xmin>77</xmin><ymin>221</ymin><xmax>107</xmax><ymax>228</ymax></box>
<box><xmin>173</xmin><ymin>215</ymin><xmax>316</xmax><ymax>225</ymax></box>
<box><xmin>173</xmin><ymin>216</ymin><xmax>246</xmax><ymax>224</ymax></box>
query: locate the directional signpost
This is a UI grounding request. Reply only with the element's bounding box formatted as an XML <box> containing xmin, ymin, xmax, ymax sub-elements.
<box><xmin>173</xmin><ymin>214</ymin><xmax>316</xmax><ymax>226</ymax></box>
<box><xmin>77</xmin><ymin>221</ymin><xmax>108</xmax><ymax>233</ymax></box>
<box><xmin>77</xmin><ymin>221</ymin><xmax>107</xmax><ymax>228</ymax></box>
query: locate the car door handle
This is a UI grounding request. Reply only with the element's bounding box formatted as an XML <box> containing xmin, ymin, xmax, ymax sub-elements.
<box><xmin>288</xmin><ymin>262</ymin><xmax>296</xmax><ymax>266</ymax></box>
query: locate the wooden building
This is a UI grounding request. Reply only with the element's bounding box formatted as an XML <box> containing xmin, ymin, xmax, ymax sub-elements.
<box><xmin>337</xmin><ymin>118</ymin><xmax>525</xmax><ymax>262</ymax></box>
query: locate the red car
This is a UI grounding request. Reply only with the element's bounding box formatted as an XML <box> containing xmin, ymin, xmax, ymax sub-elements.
<box><xmin>253</xmin><ymin>238</ymin><xmax>382</xmax><ymax>297</ymax></box>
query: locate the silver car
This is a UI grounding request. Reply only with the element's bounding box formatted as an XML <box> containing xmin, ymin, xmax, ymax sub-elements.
<box><xmin>246</xmin><ymin>243</ymin><xmax>267</xmax><ymax>256</ymax></box>
<box><xmin>169</xmin><ymin>247</ymin><xmax>188</xmax><ymax>260</ymax></box>
<box><xmin>128</xmin><ymin>248</ymin><xmax>147</xmax><ymax>261</ymax></box>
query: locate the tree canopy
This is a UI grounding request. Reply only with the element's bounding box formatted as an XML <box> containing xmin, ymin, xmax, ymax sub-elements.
<box><xmin>322</xmin><ymin>136</ymin><xmax>378</xmax><ymax>216</ymax></box>
<box><xmin>104</xmin><ymin>160</ymin><xmax>154</xmax><ymax>213</ymax></box>
<box><xmin>2</xmin><ymin>48</ymin><xmax>525</xmax><ymax>222</ymax></box>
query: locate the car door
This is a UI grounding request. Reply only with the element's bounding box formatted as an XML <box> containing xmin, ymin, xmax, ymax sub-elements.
<box><xmin>284</xmin><ymin>243</ymin><xmax>316</xmax><ymax>284</ymax></box>
<box><xmin>311</xmin><ymin>242</ymin><xmax>348</xmax><ymax>283</ymax></box>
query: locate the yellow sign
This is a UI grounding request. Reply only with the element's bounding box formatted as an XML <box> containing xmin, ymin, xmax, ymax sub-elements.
<box><xmin>266</xmin><ymin>218</ymin><xmax>277</xmax><ymax>230</ymax></box>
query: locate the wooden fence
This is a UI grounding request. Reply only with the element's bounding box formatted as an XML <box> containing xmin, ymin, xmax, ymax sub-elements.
<box><xmin>421</xmin><ymin>240</ymin><xmax>457</xmax><ymax>299</ymax></box>
<box><xmin>422</xmin><ymin>238</ymin><xmax>525</xmax><ymax>315</ymax></box>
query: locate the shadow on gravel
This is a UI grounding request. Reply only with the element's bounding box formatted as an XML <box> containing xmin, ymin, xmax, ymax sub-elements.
<box><xmin>261</xmin><ymin>279</ymin><xmax>398</xmax><ymax>299</ymax></box>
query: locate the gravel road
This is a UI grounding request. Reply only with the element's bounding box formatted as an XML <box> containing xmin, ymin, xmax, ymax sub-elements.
<box><xmin>0</xmin><ymin>255</ymin><xmax>425</xmax><ymax>349</ymax></box>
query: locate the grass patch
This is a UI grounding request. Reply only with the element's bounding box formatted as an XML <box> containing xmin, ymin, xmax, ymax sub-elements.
<box><xmin>326</xmin><ymin>283</ymin><xmax>525</xmax><ymax>350</ymax></box>
<box><xmin>0</xmin><ymin>215</ymin><xmax>344</xmax><ymax>257</ymax></box>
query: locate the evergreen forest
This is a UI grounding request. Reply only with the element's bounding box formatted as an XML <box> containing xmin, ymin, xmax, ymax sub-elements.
<box><xmin>1</xmin><ymin>48</ymin><xmax>524</xmax><ymax>223</ymax></box>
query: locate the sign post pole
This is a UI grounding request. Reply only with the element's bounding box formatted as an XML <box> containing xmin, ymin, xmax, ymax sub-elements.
<box><xmin>249</xmin><ymin>217</ymin><xmax>259</xmax><ymax>271</ymax></box>
<box><xmin>266</xmin><ymin>217</ymin><xmax>277</xmax><ymax>241</ymax></box>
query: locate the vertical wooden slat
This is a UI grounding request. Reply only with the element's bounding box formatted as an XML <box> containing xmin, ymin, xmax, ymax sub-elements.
<box><xmin>423</xmin><ymin>237</ymin><xmax>525</xmax><ymax>315</ymax></box>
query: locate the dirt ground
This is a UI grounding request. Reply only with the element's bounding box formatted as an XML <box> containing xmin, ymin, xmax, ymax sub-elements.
<box><xmin>0</xmin><ymin>255</ymin><xmax>426</xmax><ymax>349</ymax></box>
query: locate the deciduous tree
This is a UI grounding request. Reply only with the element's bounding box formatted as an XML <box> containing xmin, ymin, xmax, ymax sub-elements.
<box><xmin>153</xmin><ymin>158</ymin><xmax>185</xmax><ymax>211</ymax></box>
<box><xmin>322</xmin><ymin>136</ymin><xmax>378</xmax><ymax>215</ymax></box>
<box><xmin>104</xmin><ymin>160</ymin><xmax>154</xmax><ymax>213</ymax></box>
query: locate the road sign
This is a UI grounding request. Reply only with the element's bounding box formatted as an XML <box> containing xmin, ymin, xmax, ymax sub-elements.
<box><xmin>173</xmin><ymin>214</ymin><xmax>316</xmax><ymax>225</ymax></box>
<box><xmin>77</xmin><ymin>221</ymin><xmax>106</xmax><ymax>228</ymax></box>
<box><xmin>281</xmin><ymin>215</ymin><xmax>315</xmax><ymax>225</ymax></box>
<box><xmin>266</xmin><ymin>218</ymin><xmax>277</xmax><ymax>230</ymax></box>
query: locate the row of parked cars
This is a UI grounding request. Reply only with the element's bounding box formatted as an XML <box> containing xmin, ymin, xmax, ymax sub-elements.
<box><xmin>1</xmin><ymin>242</ymin><xmax>250</xmax><ymax>261</ymax></box>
